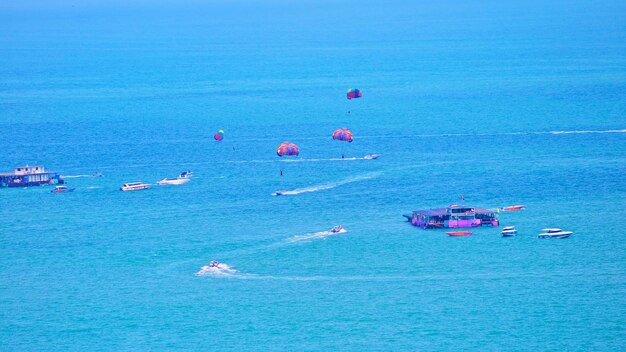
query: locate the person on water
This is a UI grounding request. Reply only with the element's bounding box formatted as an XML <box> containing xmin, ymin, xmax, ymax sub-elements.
<box><xmin>341</xmin><ymin>154</ymin><xmax>344</xmax><ymax>159</ymax></box>
<box><xmin>280</xmin><ymin>170</ymin><xmax>283</xmax><ymax>176</ymax></box>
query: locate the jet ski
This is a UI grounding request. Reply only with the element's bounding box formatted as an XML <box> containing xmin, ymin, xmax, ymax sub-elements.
<box><xmin>329</xmin><ymin>225</ymin><xmax>346</xmax><ymax>234</ymax></box>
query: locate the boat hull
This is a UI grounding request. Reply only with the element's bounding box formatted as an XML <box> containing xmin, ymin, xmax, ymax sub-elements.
<box><xmin>51</xmin><ymin>188</ymin><xmax>75</xmax><ymax>193</ymax></box>
<box><xmin>502</xmin><ymin>205</ymin><xmax>525</xmax><ymax>211</ymax></box>
<box><xmin>120</xmin><ymin>185</ymin><xmax>150</xmax><ymax>191</ymax></box>
<box><xmin>446</xmin><ymin>231</ymin><xmax>472</xmax><ymax>237</ymax></box>
<box><xmin>538</xmin><ymin>233</ymin><xmax>572</xmax><ymax>239</ymax></box>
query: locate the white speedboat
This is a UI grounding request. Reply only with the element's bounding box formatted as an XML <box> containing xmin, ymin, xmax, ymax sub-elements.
<box><xmin>157</xmin><ymin>177</ymin><xmax>190</xmax><ymax>185</ymax></box>
<box><xmin>501</xmin><ymin>226</ymin><xmax>517</xmax><ymax>237</ymax></box>
<box><xmin>538</xmin><ymin>228</ymin><xmax>573</xmax><ymax>239</ymax></box>
<box><xmin>120</xmin><ymin>182</ymin><xmax>151</xmax><ymax>191</ymax></box>
<box><xmin>363</xmin><ymin>154</ymin><xmax>381</xmax><ymax>160</ymax></box>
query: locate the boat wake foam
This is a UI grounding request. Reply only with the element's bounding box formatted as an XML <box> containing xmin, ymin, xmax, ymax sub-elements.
<box><xmin>273</xmin><ymin>172</ymin><xmax>381</xmax><ymax>196</ymax></box>
<box><xmin>62</xmin><ymin>173</ymin><xmax>103</xmax><ymax>178</ymax></box>
<box><xmin>357</xmin><ymin>129</ymin><xmax>626</xmax><ymax>139</ymax></box>
<box><xmin>228</xmin><ymin>157</ymin><xmax>372</xmax><ymax>164</ymax></box>
<box><xmin>286</xmin><ymin>228</ymin><xmax>347</xmax><ymax>243</ymax></box>
<box><xmin>545</xmin><ymin>129</ymin><xmax>626</xmax><ymax>135</ymax></box>
<box><xmin>195</xmin><ymin>263</ymin><xmax>238</xmax><ymax>277</ymax></box>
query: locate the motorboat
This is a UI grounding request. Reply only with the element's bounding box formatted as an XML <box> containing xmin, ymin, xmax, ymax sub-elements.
<box><xmin>51</xmin><ymin>185</ymin><xmax>75</xmax><ymax>193</ymax></box>
<box><xmin>120</xmin><ymin>182</ymin><xmax>151</xmax><ymax>191</ymax></box>
<box><xmin>501</xmin><ymin>226</ymin><xmax>517</xmax><ymax>237</ymax></box>
<box><xmin>446</xmin><ymin>231</ymin><xmax>472</xmax><ymax>237</ymax></box>
<box><xmin>538</xmin><ymin>228</ymin><xmax>573</xmax><ymax>239</ymax></box>
<box><xmin>329</xmin><ymin>225</ymin><xmax>346</xmax><ymax>234</ymax></box>
<box><xmin>179</xmin><ymin>171</ymin><xmax>193</xmax><ymax>179</ymax></box>
<box><xmin>502</xmin><ymin>205</ymin><xmax>525</xmax><ymax>211</ymax></box>
<box><xmin>272</xmin><ymin>190</ymin><xmax>286</xmax><ymax>196</ymax></box>
<box><xmin>156</xmin><ymin>177</ymin><xmax>190</xmax><ymax>186</ymax></box>
<box><xmin>363</xmin><ymin>154</ymin><xmax>381</xmax><ymax>160</ymax></box>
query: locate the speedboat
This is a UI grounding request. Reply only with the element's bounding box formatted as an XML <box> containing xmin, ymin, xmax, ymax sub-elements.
<box><xmin>363</xmin><ymin>154</ymin><xmax>381</xmax><ymax>160</ymax></box>
<box><xmin>157</xmin><ymin>177</ymin><xmax>190</xmax><ymax>185</ymax></box>
<box><xmin>120</xmin><ymin>182</ymin><xmax>151</xmax><ymax>191</ymax></box>
<box><xmin>538</xmin><ymin>228</ymin><xmax>573</xmax><ymax>239</ymax></box>
<box><xmin>51</xmin><ymin>185</ymin><xmax>75</xmax><ymax>193</ymax></box>
<box><xmin>330</xmin><ymin>225</ymin><xmax>346</xmax><ymax>234</ymax></box>
<box><xmin>502</xmin><ymin>205</ymin><xmax>525</xmax><ymax>211</ymax></box>
<box><xmin>446</xmin><ymin>231</ymin><xmax>472</xmax><ymax>237</ymax></box>
<box><xmin>179</xmin><ymin>171</ymin><xmax>193</xmax><ymax>178</ymax></box>
<box><xmin>501</xmin><ymin>226</ymin><xmax>517</xmax><ymax>237</ymax></box>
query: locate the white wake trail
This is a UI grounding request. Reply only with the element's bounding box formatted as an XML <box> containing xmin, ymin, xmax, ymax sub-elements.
<box><xmin>273</xmin><ymin>172</ymin><xmax>381</xmax><ymax>196</ymax></box>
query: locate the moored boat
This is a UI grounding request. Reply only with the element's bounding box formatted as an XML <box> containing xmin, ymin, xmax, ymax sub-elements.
<box><xmin>51</xmin><ymin>186</ymin><xmax>75</xmax><ymax>193</ymax></box>
<box><xmin>538</xmin><ymin>228</ymin><xmax>573</xmax><ymax>239</ymax></box>
<box><xmin>446</xmin><ymin>231</ymin><xmax>472</xmax><ymax>236</ymax></box>
<box><xmin>501</xmin><ymin>226</ymin><xmax>517</xmax><ymax>237</ymax></box>
<box><xmin>409</xmin><ymin>204</ymin><xmax>499</xmax><ymax>229</ymax></box>
<box><xmin>120</xmin><ymin>182</ymin><xmax>151</xmax><ymax>191</ymax></box>
<box><xmin>1</xmin><ymin>165</ymin><xmax>64</xmax><ymax>188</ymax></box>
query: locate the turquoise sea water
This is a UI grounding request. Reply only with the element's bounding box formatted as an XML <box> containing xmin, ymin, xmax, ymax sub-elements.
<box><xmin>1</xmin><ymin>1</ymin><xmax>625</xmax><ymax>350</ymax></box>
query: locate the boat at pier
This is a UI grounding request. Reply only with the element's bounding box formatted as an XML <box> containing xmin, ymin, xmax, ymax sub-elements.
<box><xmin>0</xmin><ymin>165</ymin><xmax>64</xmax><ymax>188</ymax></box>
<box><xmin>408</xmin><ymin>204</ymin><xmax>499</xmax><ymax>229</ymax></box>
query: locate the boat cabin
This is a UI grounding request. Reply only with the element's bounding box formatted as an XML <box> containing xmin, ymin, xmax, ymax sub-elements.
<box><xmin>0</xmin><ymin>165</ymin><xmax>63</xmax><ymax>188</ymax></box>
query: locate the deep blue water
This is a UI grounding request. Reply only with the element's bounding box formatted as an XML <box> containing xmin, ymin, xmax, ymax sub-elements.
<box><xmin>1</xmin><ymin>1</ymin><xmax>625</xmax><ymax>350</ymax></box>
